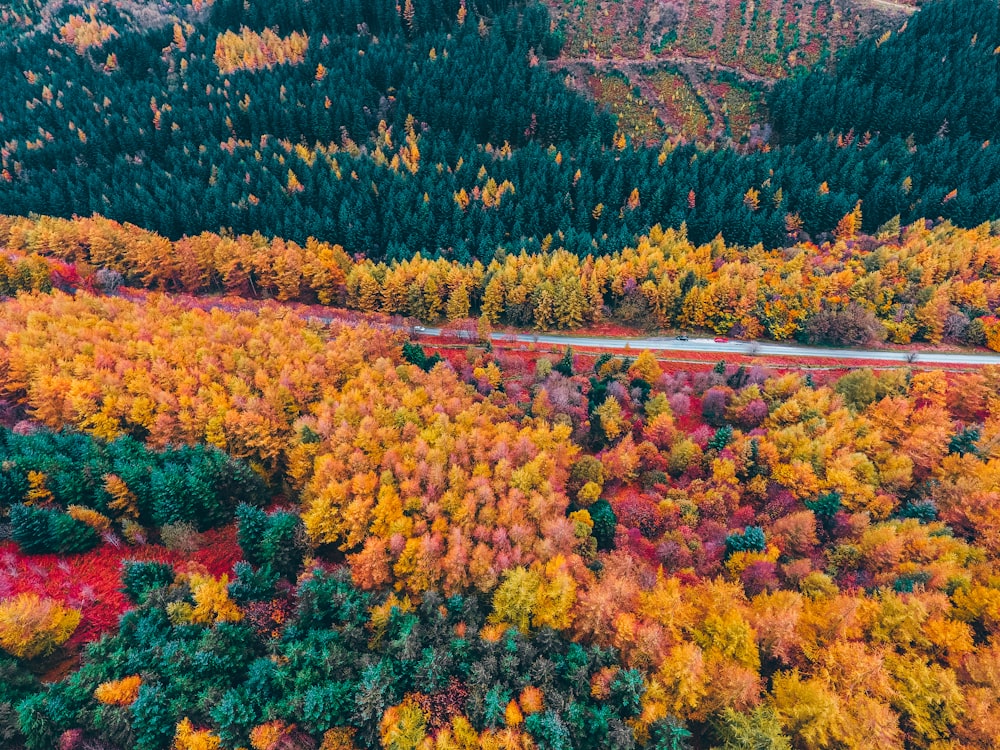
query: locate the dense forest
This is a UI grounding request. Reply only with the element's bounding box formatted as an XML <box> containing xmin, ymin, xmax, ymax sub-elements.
<box><xmin>5</xmin><ymin>212</ymin><xmax>1000</xmax><ymax>347</ymax></box>
<box><xmin>0</xmin><ymin>0</ymin><xmax>998</xmax><ymax>259</ymax></box>
<box><xmin>4</xmin><ymin>0</ymin><xmax>1000</xmax><ymax>748</ymax></box>
<box><xmin>768</xmin><ymin>0</ymin><xmax>999</xmax><ymax>145</ymax></box>
<box><xmin>3</xmin><ymin>293</ymin><xmax>1000</xmax><ymax>748</ymax></box>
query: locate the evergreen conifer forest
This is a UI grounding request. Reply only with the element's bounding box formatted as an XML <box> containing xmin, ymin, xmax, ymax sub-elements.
<box><xmin>3</xmin><ymin>0</ymin><xmax>1000</xmax><ymax>748</ymax></box>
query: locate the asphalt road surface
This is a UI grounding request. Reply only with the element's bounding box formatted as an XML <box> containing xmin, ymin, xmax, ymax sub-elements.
<box><xmin>412</xmin><ymin>328</ymin><xmax>1000</xmax><ymax>366</ymax></box>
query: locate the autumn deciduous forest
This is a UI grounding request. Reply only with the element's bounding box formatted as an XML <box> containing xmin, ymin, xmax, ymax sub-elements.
<box><xmin>6</xmin><ymin>212</ymin><xmax>1000</xmax><ymax>347</ymax></box>
<box><xmin>3</xmin><ymin>293</ymin><xmax>1000</xmax><ymax>749</ymax></box>
<box><xmin>2</xmin><ymin>0</ymin><xmax>1000</xmax><ymax>748</ymax></box>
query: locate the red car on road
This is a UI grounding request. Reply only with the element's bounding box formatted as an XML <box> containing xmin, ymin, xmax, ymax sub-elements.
<box><xmin>714</xmin><ymin>337</ymin><xmax>729</xmax><ymax>343</ymax></box>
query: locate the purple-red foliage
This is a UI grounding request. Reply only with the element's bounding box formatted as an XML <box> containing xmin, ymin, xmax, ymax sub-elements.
<box><xmin>762</xmin><ymin>488</ymin><xmax>798</xmax><ymax>519</ymax></box>
<box><xmin>621</xmin><ymin>527</ymin><xmax>660</xmax><ymax>564</ymax></box>
<box><xmin>741</xmin><ymin>560</ymin><xmax>780</xmax><ymax>597</ymax></box>
<box><xmin>689</xmin><ymin>424</ymin><xmax>715</xmax><ymax>449</ymax></box>
<box><xmin>656</xmin><ymin>533</ymin><xmax>695</xmax><ymax>571</ymax></box>
<box><xmin>613</xmin><ymin>493</ymin><xmax>668</xmax><ymax>539</ymax></box>
<box><xmin>694</xmin><ymin>519</ymin><xmax>729</xmax><ymax>575</ymax></box>
<box><xmin>733</xmin><ymin>399</ymin><xmax>769</xmax><ymax>429</ymax></box>
<box><xmin>702</xmin><ymin>387</ymin><xmax>732</xmax><ymax>426</ymax></box>
<box><xmin>731</xmin><ymin>506</ymin><xmax>757</xmax><ymax>528</ymax></box>
<box><xmin>668</xmin><ymin>392</ymin><xmax>691</xmax><ymax>416</ymax></box>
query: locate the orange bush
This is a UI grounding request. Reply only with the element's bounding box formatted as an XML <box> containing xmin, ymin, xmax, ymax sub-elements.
<box><xmin>94</xmin><ymin>675</ymin><xmax>142</xmax><ymax>706</ymax></box>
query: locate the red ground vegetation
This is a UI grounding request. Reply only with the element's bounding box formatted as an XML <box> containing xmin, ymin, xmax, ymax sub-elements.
<box><xmin>0</xmin><ymin>526</ymin><xmax>242</xmax><ymax>649</ymax></box>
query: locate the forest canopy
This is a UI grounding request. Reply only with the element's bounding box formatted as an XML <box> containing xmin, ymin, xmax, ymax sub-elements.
<box><xmin>3</xmin><ymin>0</ymin><xmax>1000</xmax><ymax>748</ymax></box>
<box><xmin>1</xmin><ymin>293</ymin><xmax>1000</xmax><ymax>747</ymax></box>
<box><xmin>0</xmin><ymin>0</ymin><xmax>998</xmax><ymax>259</ymax></box>
<box><xmin>5</xmin><ymin>213</ymin><xmax>1000</xmax><ymax>348</ymax></box>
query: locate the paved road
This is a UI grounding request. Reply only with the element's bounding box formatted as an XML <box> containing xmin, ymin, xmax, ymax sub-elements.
<box><xmin>411</xmin><ymin>328</ymin><xmax>1000</xmax><ymax>367</ymax></box>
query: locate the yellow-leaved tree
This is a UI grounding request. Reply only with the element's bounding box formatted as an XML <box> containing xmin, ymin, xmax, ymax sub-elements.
<box><xmin>173</xmin><ymin>717</ymin><xmax>222</xmax><ymax>750</ymax></box>
<box><xmin>0</xmin><ymin>593</ymin><xmax>80</xmax><ymax>659</ymax></box>
<box><xmin>379</xmin><ymin>698</ymin><xmax>427</xmax><ymax>750</ymax></box>
<box><xmin>488</xmin><ymin>556</ymin><xmax>578</xmax><ymax>633</ymax></box>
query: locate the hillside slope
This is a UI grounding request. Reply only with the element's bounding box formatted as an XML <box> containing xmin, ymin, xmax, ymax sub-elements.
<box><xmin>544</xmin><ymin>0</ymin><xmax>917</xmax><ymax>143</ymax></box>
<box><xmin>0</xmin><ymin>0</ymin><xmax>995</xmax><ymax>257</ymax></box>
